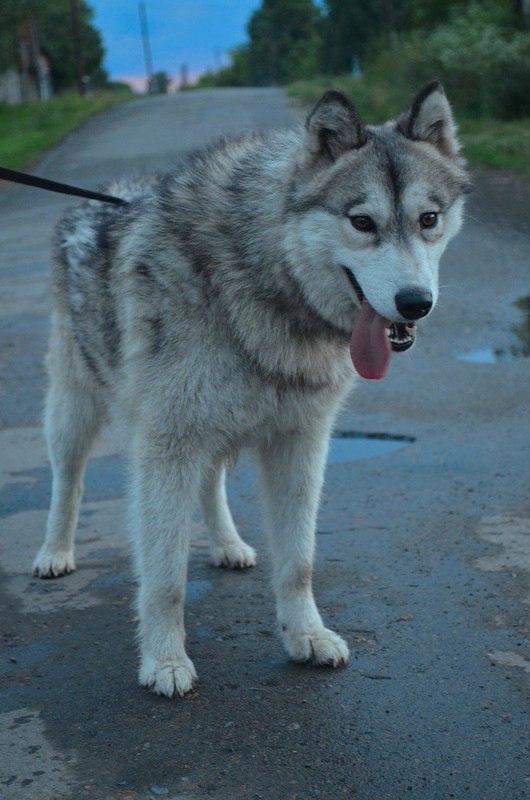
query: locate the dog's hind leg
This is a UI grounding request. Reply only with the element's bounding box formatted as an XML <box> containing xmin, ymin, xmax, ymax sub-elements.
<box><xmin>33</xmin><ymin>316</ymin><xmax>105</xmax><ymax>578</ymax></box>
<box><xmin>131</xmin><ymin>435</ymin><xmax>203</xmax><ymax>698</ymax></box>
<box><xmin>200</xmin><ymin>462</ymin><xmax>256</xmax><ymax>569</ymax></box>
<box><xmin>258</xmin><ymin>427</ymin><xmax>349</xmax><ymax>668</ymax></box>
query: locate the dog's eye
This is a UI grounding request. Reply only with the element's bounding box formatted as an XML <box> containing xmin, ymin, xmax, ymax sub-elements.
<box><xmin>420</xmin><ymin>212</ymin><xmax>438</xmax><ymax>229</ymax></box>
<box><xmin>350</xmin><ymin>215</ymin><xmax>376</xmax><ymax>233</ymax></box>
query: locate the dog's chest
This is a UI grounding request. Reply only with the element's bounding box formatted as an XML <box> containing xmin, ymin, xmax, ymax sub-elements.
<box><xmin>202</xmin><ymin>363</ymin><xmax>352</xmax><ymax>452</ymax></box>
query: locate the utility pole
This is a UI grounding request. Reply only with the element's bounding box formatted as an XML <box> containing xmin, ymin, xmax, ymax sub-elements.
<box><xmin>69</xmin><ymin>0</ymin><xmax>86</xmax><ymax>95</ymax></box>
<box><xmin>180</xmin><ymin>64</ymin><xmax>188</xmax><ymax>89</ymax></box>
<box><xmin>138</xmin><ymin>2</ymin><xmax>154</xmax><ymax>93</ymax></box>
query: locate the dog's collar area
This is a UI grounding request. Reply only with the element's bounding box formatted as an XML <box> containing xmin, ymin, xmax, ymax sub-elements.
<box><xmin>342</xmin><ymin>266</ymin><xmax>416</xmax><ymax>353</ymax></box>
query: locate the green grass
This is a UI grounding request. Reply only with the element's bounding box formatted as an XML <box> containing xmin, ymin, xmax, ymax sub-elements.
<box><xmin>0</xmin><ymin>89</ymin><xmax>134</xmax><ymax>169</ymax></box>
<box><xmin>289</xmin><ymin>76</ymin><xmax>530</xmax><ymax>179</ymax></box>
<box><xmin>458</xmin><ymin>118</ymin><xmax>530</xmax><ymax>178</ymax></box>
<box><xmin>289</xmin><ymin>76</ymin><xmax>405</xmax><ymax>122</ymax></box>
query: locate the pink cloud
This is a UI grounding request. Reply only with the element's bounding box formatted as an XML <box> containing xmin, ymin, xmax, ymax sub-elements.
<box><xmin>114</xmin><ymin>72</ymin><xmax>202</xmax><ymax>93</ymax></box>
<box><xmin>114</xmin><ymin>75</ymin><xmax>148</xmax><ymax>93</ymax></box>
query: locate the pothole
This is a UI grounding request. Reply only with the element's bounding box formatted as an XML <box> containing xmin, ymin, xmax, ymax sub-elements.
<box><xmin>328</xmin><ymin>431</ymin><xmax>414</xmax><ymax>465</ymax></box>
<box><xmin>457</xmin><ymin>295</ymin><xmax>530</xmax><ymax>363</ymax></box>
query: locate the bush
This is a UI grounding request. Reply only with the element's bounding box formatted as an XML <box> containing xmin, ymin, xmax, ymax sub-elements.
<box><xmin>195</xmin><ymin>45</ymin><xmax>251</xmax><ymax>88</ymax></box>
<box><xmin>409</xmin><ymin>3</ymin><xmax>530</xmax><ymax>119</ymax></box>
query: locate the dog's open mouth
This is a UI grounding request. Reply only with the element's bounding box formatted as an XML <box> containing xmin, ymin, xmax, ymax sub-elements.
<box><xmin>388</xmin><ymin>321</ymin><xmax>416</xmax><ymax>352</ymax></box>
<box><xmin>343</xmin><ymin>267</ymin><xmax>417</xmax><ymax>380</ymax></box>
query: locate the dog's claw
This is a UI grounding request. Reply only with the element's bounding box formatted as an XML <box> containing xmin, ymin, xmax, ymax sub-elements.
<box><xmin>282</xmin><ymin>627</ymin><xmax>350</xmax><ymax>667</ymax></box>
<box><xmin>210</xmin><ymin>540</ymin><xmax>256</xmax><ymax>569</ymax></box>
<box><xmin>33</xmin><ymin>548</ymin><xmax>76</xmax><ymax>578</ymax></box>
<box><xmin>139</xmin><ymin>655</ymin><xmax>197</xmax><ymax>698</ymax></box>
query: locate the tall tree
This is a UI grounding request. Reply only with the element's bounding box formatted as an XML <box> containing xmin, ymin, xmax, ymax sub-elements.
<box><xmin>36</xmin><ymin>0</ymin><xmax>106</xmax><ymax>90</ymax></box>
<box><xmin>246</xmin><ymin>0</ymin><xmax>322</xmax><ymax>85</ymax></box>
<box><xmin>0</xmin><ymin>0</ymin><xmax>106</xmax><ymax>91</ymax></box>
<box><xmin>320</xmin><ymin>0</ymin><xmax>388</xmax><ymax>74</ymax></box>
<box><xmin>402</xmin><ymin>0</ymin><xmax>520</xmax><ymax>30</ymax></box>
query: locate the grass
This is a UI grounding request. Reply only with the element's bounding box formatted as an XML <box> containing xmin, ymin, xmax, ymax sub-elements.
<box><xmin>0</xmin><ymin>89</ymin><xmax>134</xmax><ymax>169</ymax></box>
<box><xmin>457</xmin><ymin>118</ymin><xmax>530</xmax><ymax>178</ymax></box>
<box><xmin>3</xmin><ymin>81</ymin><xmax>527</xmax><ymax>179</ymax></box>
<box><xmin>289</xmin><ymin>76</ymin><xmax>530</xmax><ymax>179</ymax></box>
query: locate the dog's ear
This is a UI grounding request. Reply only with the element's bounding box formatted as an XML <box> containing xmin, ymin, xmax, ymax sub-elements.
<box><xmin>397</xmin><ymin>81</ymin><xmax>460</xmax><ymax>158</ymax></box>
<box><xmin>305</xmin><ymin>90</ymin><xmax>367</xmax><ymax>162</ymax></box>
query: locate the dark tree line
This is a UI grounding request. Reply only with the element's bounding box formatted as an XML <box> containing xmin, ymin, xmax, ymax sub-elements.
<box><xmin>198</xmin><ymin>0</ymin><xmax>528</xmax><ymax>88</ymax></box>
<box><xmin>0</xmin><ymin>0</ymin><xmax>106</xmax><ymax>91</ymax></box>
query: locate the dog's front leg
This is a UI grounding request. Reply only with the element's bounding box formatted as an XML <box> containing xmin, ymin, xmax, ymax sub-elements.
<box><xmin>130</xmin><ymin>440</ymin><xmax>202</xmax><ymax>698</ymax></box>
<box><xmin>258</xmin><ymin>429</ymin><xmax>349</xmax><ymax>667</ymax></box>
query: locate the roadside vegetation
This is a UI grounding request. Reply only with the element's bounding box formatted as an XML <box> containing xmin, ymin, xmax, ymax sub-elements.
<box><xmin>0</xmin><ymin>2</ymin><xmax>134</xmax><ymax>169</ymax></box>
<box><xmin>289</xmin><ymin>60</ymin><xmax>530</xmax><ymax>178</ymax></box>
<box><xmin>0</xmin><ymin>87</ymin><xmax>133</xmax><ymax>169</ymax></box>
<box><xmin>196</xmin><ymin>0</ymin><xmax>530</xmax><ymax>179</ymax></box>
<box><xmin>1</xmin><ymin>1</ymin><xmax>106</xmax><ymax>91</ymax></box>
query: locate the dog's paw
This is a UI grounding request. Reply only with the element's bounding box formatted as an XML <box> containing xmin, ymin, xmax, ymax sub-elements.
<box><xmin>33</xmin><ymin>547</ymin><xmax>75</xmax><ymax>579</ymax></box>
<box><xmin>139</xmin><ymin>654</ymin><xmax>198</xmax><ymax>698</ymax></box>
<box><xmin>283</xmin><ymin>627</ymin><xmax>349</xmax><ymax>667</ymax></box>
<box><xmin>210</xmin><ymin>539</ymin><xmax>256</xmax><ymax>569</ymax></box>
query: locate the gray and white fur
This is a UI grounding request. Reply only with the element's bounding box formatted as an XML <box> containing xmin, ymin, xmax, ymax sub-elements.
<box><xmin>33</xmin><ymin>82</ymin><xmax>469</xmax><ymax>697</ymax></box>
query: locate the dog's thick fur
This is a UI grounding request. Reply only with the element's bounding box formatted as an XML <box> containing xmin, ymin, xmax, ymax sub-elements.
<box><xmin>34</xmin><ymin>83</ymin><xmax>469</xmax><ymax>697</ymax></box>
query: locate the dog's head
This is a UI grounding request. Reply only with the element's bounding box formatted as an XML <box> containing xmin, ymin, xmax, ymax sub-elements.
<box><xmin>285</xmin><ymin>81</ymin><xmax>471</xmax><ymax>379</ymax></box>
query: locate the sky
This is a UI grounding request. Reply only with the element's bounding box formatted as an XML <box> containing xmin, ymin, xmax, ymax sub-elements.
<box><xmin>89</xmin><ymin>0</ymin><xmax>261</xmax><ymax>90</ymax></box>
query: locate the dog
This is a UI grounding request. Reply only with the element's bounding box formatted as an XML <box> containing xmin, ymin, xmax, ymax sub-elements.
<box><xmin>33</xmin><ymin>81</ymin><xmax>470</xmax><ymax>697</ymax></box>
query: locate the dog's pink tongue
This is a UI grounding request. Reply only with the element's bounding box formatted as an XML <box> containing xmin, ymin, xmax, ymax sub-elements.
<box><xmin>349</xmin><ymin>301</ymin><xmax>391</xmax><ymax>380</ymax></box>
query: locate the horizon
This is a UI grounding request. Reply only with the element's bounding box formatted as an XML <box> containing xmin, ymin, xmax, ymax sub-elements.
<box><xmin>90</xmin><ymin>0</ymin><xmax>261</xmax><ymax>91</ymax></box>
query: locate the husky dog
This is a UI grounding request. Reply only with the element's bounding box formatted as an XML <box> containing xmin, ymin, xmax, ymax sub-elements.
<box><xmin>33</xmin><ymin>82</ymin><xmax>469</xmax><ymax>697</ymax></box>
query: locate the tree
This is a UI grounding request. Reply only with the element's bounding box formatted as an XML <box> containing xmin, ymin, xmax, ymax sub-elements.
<box><xmin>0</xmin><ymin>0</ymin><xmax>106</xmax><ymax>91</ymax></box>
<box><xmin>320</xmin><ymin>0</ymin><xmax>390</xmax><ymax>74</ymax></box>
<box><xmin>35</xmin><ymin>0</ymin><xmax>106</xmax><ymax>90</ymax></box>
<box><xmin>246</xmin><ymin>0</ymin><xmax>322</xmax><ymax>85</ymax></box>
<box><xmin>400</xmin><ymin>0</ymin><xmax>515</xmax><ymax>29</ymax></box>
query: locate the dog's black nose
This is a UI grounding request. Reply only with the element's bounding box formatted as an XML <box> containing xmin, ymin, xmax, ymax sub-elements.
<box><xmin>395</xmin><ymin>289</ymin><xmax>433</xmax><ymax>320</ymax></box>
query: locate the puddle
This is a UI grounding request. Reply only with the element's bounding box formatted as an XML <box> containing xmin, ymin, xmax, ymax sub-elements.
<box><xmin>457</xmin><ymin>296</ymin><xmax>530</xmax><ymax>363</ymax></box>
<box><xmin>328</xmin><ymin>431</ymin><xmax>414</xmax><ymax>465</ymax></box>
<box><xmin>457</xmin><ymin>348</ymin><xmax>498</xmax><ymax>364</ymax></box>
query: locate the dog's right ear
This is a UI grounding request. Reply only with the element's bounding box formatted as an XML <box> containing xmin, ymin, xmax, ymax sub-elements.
<box><xmin>397</xmin><ymin>80</ymin><xmax>460</xmax><ymax>158</ymax></box>
<box><xmin>305</xmin><ymin>90</ymin><xmax>367</xmax><ymax>162</ymax></box>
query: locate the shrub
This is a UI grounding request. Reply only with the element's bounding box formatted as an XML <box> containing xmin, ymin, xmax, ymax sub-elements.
<box><xmin>410</xmin><ymin>3</ymin><xmax>530</xmax><ymax>119</ymax></box>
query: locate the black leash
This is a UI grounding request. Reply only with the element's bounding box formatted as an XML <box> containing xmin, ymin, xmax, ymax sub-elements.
<box><xmin>0</xmin><ymin>165</ymin><xmax>128</xmax><ymax>206</ymax></box>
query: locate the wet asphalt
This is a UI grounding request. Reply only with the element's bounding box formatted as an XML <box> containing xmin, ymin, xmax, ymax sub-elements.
<box><xmin>0</xmin><ymin>88</ymin><xmax>529</xmax><ymax>800</ymax></box>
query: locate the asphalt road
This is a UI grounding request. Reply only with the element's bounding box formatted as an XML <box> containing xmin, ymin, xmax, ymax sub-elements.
<box><xmin>0</xmin><ymin>88</ymin><xmax>529</xmax><ymax>800</ymax></box>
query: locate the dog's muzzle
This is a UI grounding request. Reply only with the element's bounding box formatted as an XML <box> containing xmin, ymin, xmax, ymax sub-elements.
<box><xmin>388</xmin><ymin>321</ymin><xmax>416</xmax><ymax>352</ymax></box>
<box><xmin>343</xmin><ymin>267</ymin><xmax>417</xmax><ymax>353</ymax></box>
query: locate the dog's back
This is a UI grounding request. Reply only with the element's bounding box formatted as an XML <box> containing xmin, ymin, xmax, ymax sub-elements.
<box><xmin>51</xmin><ymin>127</ymin><xmax>351</xmax><ymax>396</ymax></box>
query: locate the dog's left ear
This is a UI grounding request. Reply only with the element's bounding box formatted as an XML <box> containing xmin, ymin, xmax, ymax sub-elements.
<box><xmin>398</xmin><ymin>81</ymin><xmax>459</xmax><ymax>158</ymax></box>
<box><xmin>305</xmin><ymin>90</ymin><xmax>367</xmax><ymax>162</ymax></box>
